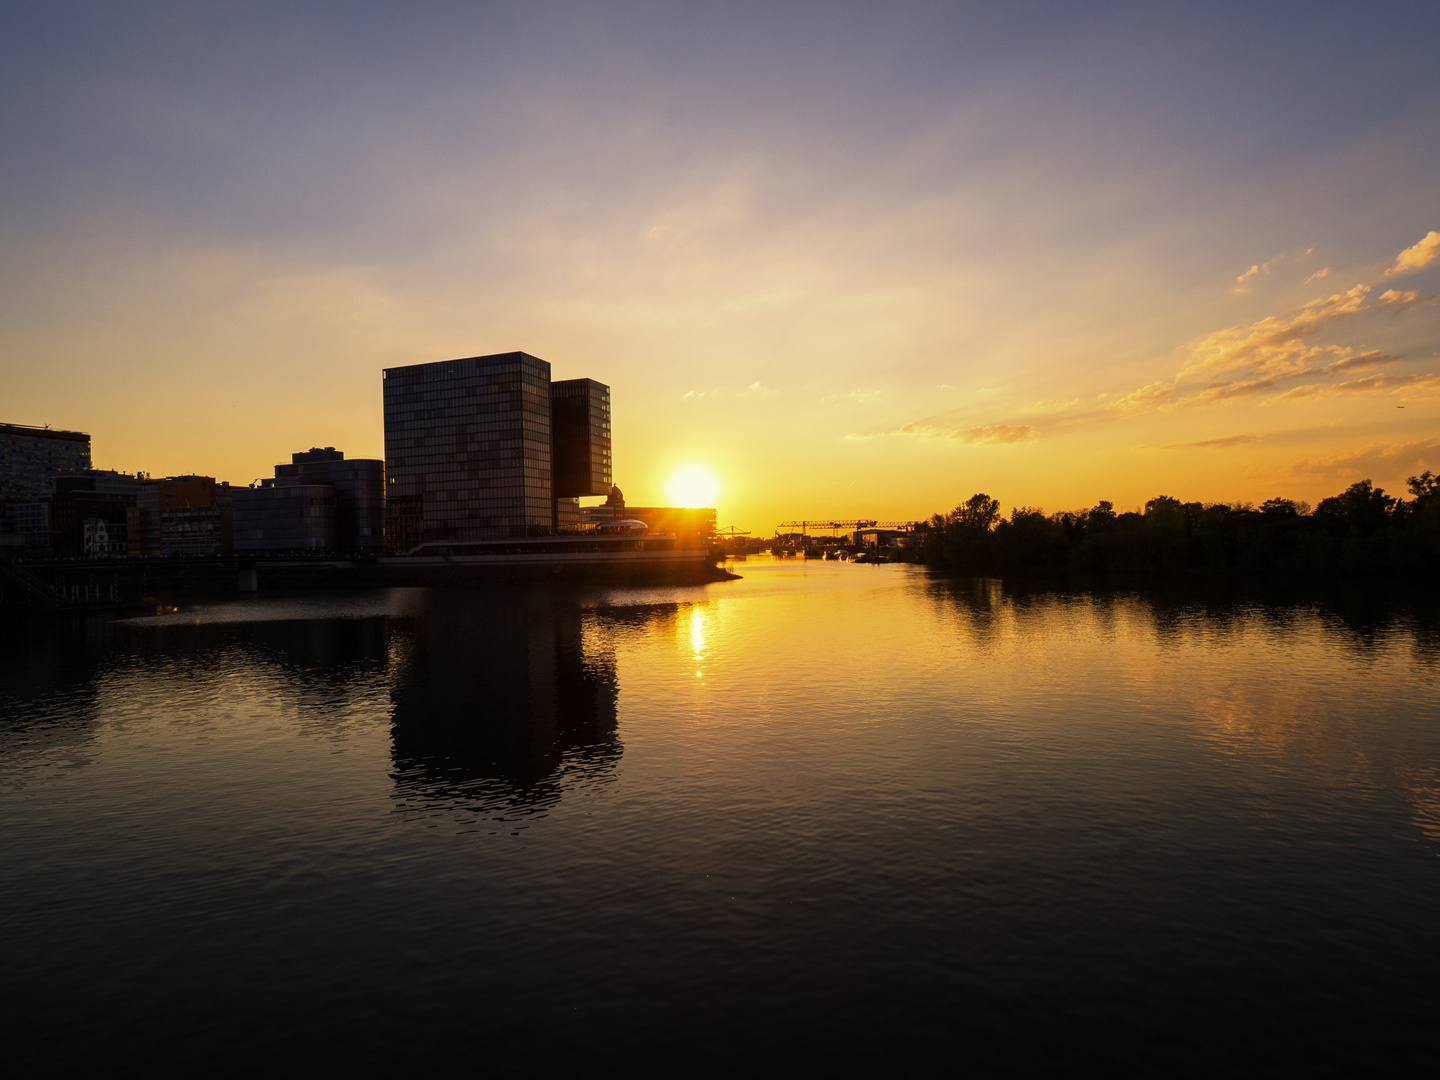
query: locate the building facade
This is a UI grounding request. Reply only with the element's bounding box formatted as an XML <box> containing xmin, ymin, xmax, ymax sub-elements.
<box><xmin>0</xmin><ymin>423</ymin><xmax>91</xmax><ymax>502</ymax></box>
<box><xmin>274</xmin><ymin>447</ymin><xmax>384</xmax><ymax>552</ymax></box>
<box><xmin>232</xmin><ymin>480</ymin><xmax>337</xmax><ymax>552</ymax></box>
<box><xmin>128</xmin><ymin>474</ymin><xmax>233</xmax><ymax>556</ymax></box>
<box><xmin>551</xmin><ymin>378</ymin><xmax>613</xmax><ymax>499</ymax></box>
<box><xmin>232</xmin><ymin>446</ymin><xmax>381</xmax><ymax>554</ymax></box>
<box><xmin>383</xmin><ymin>352</ymin><xmax>557</xmax><ymax>546</ymax></box>
<box><xmin>51</xmin><ymin>474</ymin><xmax>138</xmax><ymax>557</ymax></box>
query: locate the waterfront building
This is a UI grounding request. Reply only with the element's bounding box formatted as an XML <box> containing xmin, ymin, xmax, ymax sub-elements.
<box><xmin>51</xmin><ymin>474</ymin><xmax>138</xmax><ymax>557</ymax></box>
<box><xmin>551</xmin><ymin>379</ymin><xmax>613</xmax><ymax>499</ymax></box>
<box><xmin>232</xmin><ymin>479</ymin><xmax>337</xmax><ymax>552</ymax></box>
<box><xmin>5</xmin><ymin>500</ymin><xmax>50</xmax><ymax>552</ymax></box>
<box><xmin>128</xmin><ymin>475</ymin><xmax>233</xmax><ymax>557</ymax></box>
<box><xmin>0</xmin><ymin>422</ymin><xmax>91</xmax><ymax>502</ymax></box>
<box><xmin>382</xmin><ymin>352</ymin><xmax>612</xmax><ymax>549</ymax></box>
<box><xmin>274</xmin><ymin>447</ymin><xmax>384</xmax><ymax>552</ymax></box>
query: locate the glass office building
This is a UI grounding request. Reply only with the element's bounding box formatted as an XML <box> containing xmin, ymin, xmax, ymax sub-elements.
<box><xmin>383</xmin><ymin>352</ymin><xmax>556</xmax><ymax>545</ymax></box>
<box><xmin>551</xmin><ymin>378</ymin><xmax>613</xmax><ymax>498</ymax></box>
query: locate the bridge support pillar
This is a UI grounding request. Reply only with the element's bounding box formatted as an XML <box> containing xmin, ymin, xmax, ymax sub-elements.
<box><xmin>238</xmin><ymin>565</ymin><xmax>258</xmax><ymax>592</ymax></box>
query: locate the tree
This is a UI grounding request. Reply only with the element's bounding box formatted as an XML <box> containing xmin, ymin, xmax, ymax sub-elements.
<box><xmin>952</xmin><ymin>493</ymin><xmax>1001</xmax><ymax>532</ymax></box>
<box><xmin>1407</xmin><ymin>470</ymin><xmax>1440</xmax><ymax>507</ymax></box>
<box><xmin>1085</xmin><ymin>500</ymin><xmax>1117</xmax><ymax>532</ymax></box>
<box><xmin>1312</xmin><ymin>480</ymin><xmax>1396</xmax><ymax>537</ymax></box>
<box><xmin>1259</xmin><ymin>497</ymin><xmax>1299</xmax><ymax>519</ymax></box>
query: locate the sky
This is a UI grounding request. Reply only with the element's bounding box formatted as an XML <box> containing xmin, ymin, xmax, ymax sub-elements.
<box><xmin>2</xmin><ymin>1</ymin><xmax>1438</xmax><ymax>531</ymax></box>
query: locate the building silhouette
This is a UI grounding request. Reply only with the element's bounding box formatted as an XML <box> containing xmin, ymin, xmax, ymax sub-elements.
<box><xmin>0</xmin><ymin>423</ymin><xmax>91</xmax><ymax>550</ymax></box>
<box><xmin>233</xmin><ymin>446</ymin><xmax>383</xmax><ymax>554</ymax></box>
<box><xmin>0</xmin><ymin>423</ymin><xmax>91</xmax><ymax>502</ymax></box>
<box><xmin>129</xmin><ymin>475</ymin><xmax>234</xmax><ymax>557</ymax></box>
<box><xmin>275</xmin><ymin>447</ymin><xmax>385</xmax><ymax>552</ymax></box>
<box><xmin>382</xmin><ymin>352</ymin><xmax>611</xmax><ymax>550</ymax></box>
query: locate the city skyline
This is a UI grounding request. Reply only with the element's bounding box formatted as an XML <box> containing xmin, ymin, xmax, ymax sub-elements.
<box><xmin>3</xmin><ymin>3</ymin><xmax>1439</xmax><ymax>531</ymax></box>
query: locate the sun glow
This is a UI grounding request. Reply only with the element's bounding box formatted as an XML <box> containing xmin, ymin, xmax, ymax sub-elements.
<box><xmin>666</xmin><ymin>464</ymin><xmax>721</xmax><ymax>508</ymax></box>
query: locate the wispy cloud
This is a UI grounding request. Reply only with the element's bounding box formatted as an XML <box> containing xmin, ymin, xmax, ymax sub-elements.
<box><xmin>1233</xmin><ymin>262</ymin><xmax>1268</xmax><ymax>294</ymax></box>
<box><xmin>1376</xmin><ymin>288</ymin><xmax>1438</xmax><ymax>312</ymax></box>
<box><xmin>684</xmin><ymin>380</ymin><xmax>777</xmax><ymax>400</ymax></box>
<box><xmin>854</xmin><ymin>421</ymin><xmax>1035</xmax><ymax>444</ymax></box>
<box><xmin>1304</xmin><ymin>267</ymin><xmax>1331</xmax><ymax>283</ymax></box>
<box><xmin>1106</xmin><ymin>279</ymin><xmax>1435</xmax><ymax>416</ymax></box>
<box><xmin>1266</xmin><ymin>371</ymin><xmax>1440</xmax><ymax>402</ymax></box>
<box><xmin>1384</xmin><ymin>230</ymin><xmax>1440</xmax><ymax>278</ymax></box>
<box><xmin>1149</xmin><ymin>433</ymin><xmax>1264</xmax><ymax>450</ymax></box>
<box><xmin>1181</xmin><ymin>284</ymin><xmax>1371</xmax><ymax>379</ymax></box>
<box><xmin>1322</xmin><ymin>349</ymin><xmax>1403</xmax><ymax>374</ymax></box>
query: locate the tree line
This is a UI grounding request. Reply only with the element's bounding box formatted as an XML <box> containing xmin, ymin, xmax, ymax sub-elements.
<box><xmin>915</xmin><ymin>473</ymin><xmax>1440</xmax><ymax>577</ymax></box>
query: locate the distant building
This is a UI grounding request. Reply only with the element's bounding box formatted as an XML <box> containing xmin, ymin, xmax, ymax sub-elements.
<box><xmin>382</xmin><ymin>352</ymin><xmax>612</xmax><ymax>550</ymax></box>
<box><xmin>852</xmin><ymin>527</ymin><xmax>912</xmax><ymax>549</ymax></box>
<box><xmin>1</xmin><ymin>423</ymin><xmax>92</xmax><ymax>550</ymax></box>
<box><xmin>84</xmin><ymin>519</ymin><xmax>123</xmax><ymax>557</ymax></box>
<box><xmin>47</xmin><ymin>470</ymin><xmax>233</xmax><ymax>558</ymax></box>
<box><xmin>51</xmin><ymin>473</ymin><xmax>140</xmax><ymax>557</ymax></box>
<box><xmin>129</xmin><ymin>474</ymin><xmax>234</xmax><ymax>557</ymax></box>
<box><xmin>5</xmin><ymin>500</ymin><xmax>50</xmax><ymax>552</ymax></box>
<box><xmin>232</xmin><ymin>446</ymin><xmax>381</xmax><ymax>554</ymax></box>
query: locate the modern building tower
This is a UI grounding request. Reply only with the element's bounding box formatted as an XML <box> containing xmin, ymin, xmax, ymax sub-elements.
<box><xmin>384</xmin><ymin>351</ymin><xmax>613</xmax><ymax>549</ymax></box>
<box><xmin>551</xmin><ymin>378</ymin><xmax>613</xmax><ymax>499</ymax></box>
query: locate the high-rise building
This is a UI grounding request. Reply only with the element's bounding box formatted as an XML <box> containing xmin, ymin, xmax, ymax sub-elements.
<box><xmin>551</xmin><ymin>379</ymin><xmax>613</xmax><ymax>499</ymax></box>
<box><xmin>382</xmin><ymin>352</ymin><xmax>615</xmax><ymax>550</ymax></box>
<box><xmin>383</xmin><ymin>352</ymin><xmax>553</xmax><ymax>546</ymax></box>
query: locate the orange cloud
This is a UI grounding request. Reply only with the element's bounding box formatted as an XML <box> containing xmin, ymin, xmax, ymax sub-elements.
<box><xmin>1375</xmin><ymin>288</ymin><xmax>1438</xmax><ymax>312</ymax></box>
<box><xmin>1233</xmin><ymin>263</ymin><xmax>1268</xmax><ymax>294</ymax></box>
<box><xmin>1384</xmin><ymin>230</ymin><xmax>1440</xmax><ymax>278</ymax></box>
<box><xmin>1266</xmin><ymin>371</ymin><xmax>1440</xmax><ymax>402</ymax></box>
<box><xmin>1153</xmin><ymin>433</ymin><xmax>1264</xmax><ymax>450</ymax></box>
<box><xmin>889</xmin><ymin>421</ymin><xmax>1036</xmax><ymax>444</ymax></box>
<box><xmin>1321</xmin><ymin>349</ymin><xmax>1403</xmax><ymax>374</ymax></box>
<box><xmin>1180</xmin><ymin>285</ymin><xmax>1370</xmax><ymax>378</ymax></box>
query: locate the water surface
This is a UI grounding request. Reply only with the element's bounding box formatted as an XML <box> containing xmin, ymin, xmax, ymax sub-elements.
<box><xmin>3</xmin><ymin>559</ymin><xmax>1438</xmax><ymax>1072</ymax></box>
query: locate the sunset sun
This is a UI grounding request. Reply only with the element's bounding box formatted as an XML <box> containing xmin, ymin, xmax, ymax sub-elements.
<box><xmin>666</xmin><ymin>464</ymin><xmax>720</xmax><ymax>508</ymax></box>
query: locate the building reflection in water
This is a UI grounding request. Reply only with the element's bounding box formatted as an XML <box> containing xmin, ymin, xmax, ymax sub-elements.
<box><xmin>388</xmin><ymin>590</ymin><xmax>657</xmax><ymax>829</ymax></box>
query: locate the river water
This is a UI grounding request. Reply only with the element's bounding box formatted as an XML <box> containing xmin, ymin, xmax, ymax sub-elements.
<box><xmin>2</xmin><ymin>557</ymin><xmax>1438</xmax><ymax>1072</ymax></box>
